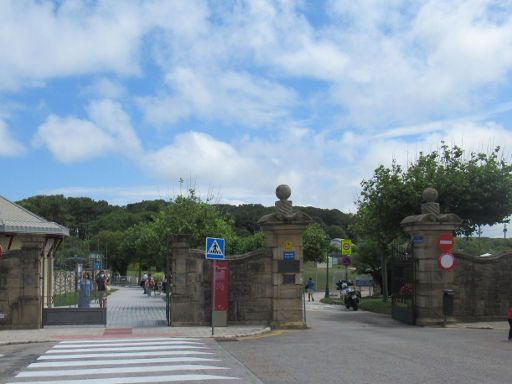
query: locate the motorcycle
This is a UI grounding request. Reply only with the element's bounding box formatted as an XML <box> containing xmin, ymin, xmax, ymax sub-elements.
<box><xmin>344</xmin><ymin>287</ymin><xmax>359</xmax><ymax>311</ymax></box>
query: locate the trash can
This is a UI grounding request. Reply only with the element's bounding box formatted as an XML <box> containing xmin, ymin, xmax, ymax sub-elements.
<box><xmin>443</xmin><ymin>289</ymin><xmax>454</xmax><ymax>317</ymax></box>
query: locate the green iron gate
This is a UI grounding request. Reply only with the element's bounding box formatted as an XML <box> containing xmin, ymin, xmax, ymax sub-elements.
<box><xmin>390</xmin><ymin>241</ymin><xmax>416</xmax><ymax>325</ymax></box>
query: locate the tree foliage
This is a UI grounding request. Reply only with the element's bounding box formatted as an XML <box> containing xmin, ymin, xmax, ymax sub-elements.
<box><xmin>302</xmin><ymin>223</ymin><xmax>330</xmax><ymax>263</ymax></box>
<box><xmin>16</xmin><ymin>191</ymin><xmax>353</xmax><ymax>274</ymax></box>
<box><xmin>352</xmin><ymin>144</ymin><xmax>512</xmax><ymax>285</ymax></box>
<box><xmin>354</xmin><ymin>144</ymin><xmax>512</xmax><ymax>241</ymax></box>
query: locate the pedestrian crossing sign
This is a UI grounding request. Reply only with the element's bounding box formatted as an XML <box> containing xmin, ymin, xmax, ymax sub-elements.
<box><xmin>206</xmin><ymin>237</ymin><xmax>225</xmax><ymax>260</ymax></box>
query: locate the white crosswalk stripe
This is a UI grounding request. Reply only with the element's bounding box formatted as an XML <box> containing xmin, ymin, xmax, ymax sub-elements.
<box><xmin>6</xmin><ymin>337</ymin><xmax>240</xmax><ymax>384</ymax></box>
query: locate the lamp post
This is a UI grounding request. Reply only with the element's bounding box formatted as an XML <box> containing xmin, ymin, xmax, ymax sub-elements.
<box><xmin>324</xmin><ymin>238</ymin><xmax>330</xmax><ymax>298</ymax></box>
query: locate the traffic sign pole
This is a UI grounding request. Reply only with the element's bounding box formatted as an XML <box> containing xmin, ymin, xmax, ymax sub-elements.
<box><xmin>212</xmin><ymin>260</ymin><xmax>216</xmax><ymax>336</ymax></box>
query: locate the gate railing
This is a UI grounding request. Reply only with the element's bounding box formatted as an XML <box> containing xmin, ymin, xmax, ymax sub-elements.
<box><xmin>43</xmin><ymin>258</ymin><xmax>106</xmax><ymax>326</ymax></box>
<box><xmin>390</xmin><ymin>241</ymin><xmax>416</xmax><ymax>325</ymax></box>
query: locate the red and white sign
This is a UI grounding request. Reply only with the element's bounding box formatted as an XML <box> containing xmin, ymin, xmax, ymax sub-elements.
<box><xmin>212</xmin><ymin>261</ymin><xmax>229</xmax><ymax>311</ymax></box>
<box><xmin>437</xmin><ymin>232</ymin><xmax>455</xmax><ymax>252</ymax></box>
<box><xmin>438</xmin><ymin>253</ymin><xmax>456</xmax><ymax>271</ymax></box>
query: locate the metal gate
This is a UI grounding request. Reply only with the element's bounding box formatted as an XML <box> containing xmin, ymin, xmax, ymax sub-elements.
<box><xmin>42</xmin><ymin>256</ymin><xmax>106</xmax><ymax>326</ymax></box>
<box><xmin>390</xmin><ymin>241</ymin><xmax>416</xmax><ymax>325</ymax></box>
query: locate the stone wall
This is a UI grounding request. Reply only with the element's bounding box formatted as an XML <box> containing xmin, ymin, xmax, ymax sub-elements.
<box><xmin>0</xmin><ymin>236</ymin><xmax>44</xmax><ymax>329</ymax></box>
<box><xmin>452</xmin><ymin>252</ymin><xmax>512</xmax><ymax>321</ymax></box>
<box><xmin>169</xmin><ymin>240</ymin><xmax>273</xmax><ymax>326</ymax></box>
<box><xmin>227</xmin><ymin>249</ymin><xmax>273</xmax><ymax>324</ymax></box>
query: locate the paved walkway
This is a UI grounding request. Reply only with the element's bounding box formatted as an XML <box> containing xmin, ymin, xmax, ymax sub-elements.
<box><xmin>0</xmin><ymin>286</ymin><xmax>269</xmax><ymax>345</ymax></box>
<box><xmin>107</xmin><ymin>285</ymin><xmax>168</xmax><ymax>328</ymax></box>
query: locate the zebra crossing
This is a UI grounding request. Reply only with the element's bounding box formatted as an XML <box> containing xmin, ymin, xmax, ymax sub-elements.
<box><xmin>5</xmin><ymin>337</ymin><xmax>241</xmax><ymax>384</ymax></box>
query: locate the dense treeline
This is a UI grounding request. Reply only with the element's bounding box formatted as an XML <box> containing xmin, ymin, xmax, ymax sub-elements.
<box><xmin>16</xmin><ymin>194</ymin><xmax>354</xmax><ymax>274</ymax></box>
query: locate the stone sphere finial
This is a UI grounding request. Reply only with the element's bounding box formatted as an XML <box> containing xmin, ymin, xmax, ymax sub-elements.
<box><xmin>276</xmin><ymin>184</ymin><xmax>291</xmax><ymax>201</ymax></box>
<box><xmin>422</xmin><ymin>187</ymin><xmax>438</xmax><ymax>203</ymax></box>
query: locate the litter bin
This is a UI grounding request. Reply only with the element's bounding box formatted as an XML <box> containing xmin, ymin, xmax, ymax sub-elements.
<box><xmin>443</xmin><ymin>289</ymin><xmax>454</xmax><ymax>318</ymax></box>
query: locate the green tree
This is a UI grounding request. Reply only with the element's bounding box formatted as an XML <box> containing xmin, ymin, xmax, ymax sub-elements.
<box><xmin>303</xmin><ymin>223</ymin><xmax>330</xmax><ymax>263</ymax></box>
<box><xmin>355</xmin><ymin>144</ymin><xmax>512</xmax><ymax>240</ymax></box>
<box><xmin>353</xmin><ymin>144</ymin><xmax>512</xmax><ymax>296</ymax></box>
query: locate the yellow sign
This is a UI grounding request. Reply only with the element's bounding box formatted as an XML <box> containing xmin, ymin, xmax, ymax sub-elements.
<box><xmin>341</xmin><ymin>239</ymin><xmax>352</xmax><ymax>255</ymax></box>
<box><xmin>284</xmin><ymin>241</ymin><xmax>293</xmax><ymax>251</ymax></box>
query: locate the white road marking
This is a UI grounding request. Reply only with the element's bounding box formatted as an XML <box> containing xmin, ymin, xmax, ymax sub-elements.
<box><xmin>14</xmin><ymin>337</ymin><xmax>242</xmax><ymax>384</ymax></box>
<box><xmin>17</xmin><ymin>364</ymin><xmax>229</xmax><ymax>377</ymax></box>
<box><xmin>59</xmin><ymin>337</ymin><xmax>198</xmax><ymax>344</ymax></box>
<box><xmin>47</xmin><ymin>345</ymin><xmax>207</xmax><ymax>353</ymax></box>
<box><xmin>38</xmin><ymin>350</ymin><xmax>213</xmax><ymax>360</ymax></box>
<box><xmin>53</xmin><ymin>341</ymin><xmax>202</xmax><ymax>349</ymax></box>
<box><xmin>5</xmin><ymin>374</ymin><xmax>239</xmax><ymax>384</ymax></box>
<box><xmin>29</xmin><ymin>356</ymin><xmax>221</xmax><ymax>368</ymax></box>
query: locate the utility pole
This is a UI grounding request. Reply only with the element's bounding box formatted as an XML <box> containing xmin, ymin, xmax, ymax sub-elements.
<box><xmin>504</xmin><ymin>223</ymin><xmax>507</xmax><ymax>239</ymax></box>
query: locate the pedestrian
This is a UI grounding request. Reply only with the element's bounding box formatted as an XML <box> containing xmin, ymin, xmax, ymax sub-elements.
<box><xmin>78</xmin><ymin>272</ymin><xmax>92</xmax><ymax>308</ymax></box>
<box><xmin>142</xmin><ymin>272</ymin><xmax>148</xmax><ymax>294</ymax></box>
<box><xmin>96</xmin><ymin>270</ymin><xmax>107</xmax><ymax>308</ymax></box>
<box><xmin>305</xmin><ymin>277</ymin><xmax>315</xmax><ymax>302</ymax></box>
<box><xmin>508</xmin><ymin>307</ymin><xmax>512</xmax><ymax>341</ymax></box>
<box><xmin>145</xmin><ymin>273</ymin><xmax>154</xmax><ymax>297</ymax></box>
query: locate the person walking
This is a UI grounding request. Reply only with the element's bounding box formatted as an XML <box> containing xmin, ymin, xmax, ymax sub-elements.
<box><xmin>142</xmin><ymin>272</ymin><xmax>148</xmax><ymax>294</ymax></box>
<box><xmin>508</xmin><ymin>307</ymin><xmax>512</xmax><ymax>341</ymax></box>
<box><xmin>145</xmin><ymin>273</ymin><xmax>154</xmax><ymax>297</ymax></box>
<box><xmin>96</xmin><ymin>270</ymin><xmax>107</xmax><ymax>308</ymax></box>
<box><xmin>78</xmin><ymin>272</ymin><xmax>92</xmax><ymax>308</ymax></box>
<box><xmin>306</xmin><ymin>277</ymin><xmax>315</xmax><ymax>302</ymax></box>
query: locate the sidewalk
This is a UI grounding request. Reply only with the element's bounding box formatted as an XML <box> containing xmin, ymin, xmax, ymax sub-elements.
<box><xmin>307</xmin><ymin>290</ymin><xmax>509</xmax><ymax>330</ymax></box>
<box><xmin>0</xmin><ymin>286</ymin><xmax>270</xmax><ymax>345</ymax></box>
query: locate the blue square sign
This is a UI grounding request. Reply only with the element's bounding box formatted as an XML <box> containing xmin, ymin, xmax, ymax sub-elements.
<box><xmin>206</xmin><ymin>237</ymin><xmax>225</xmax><ymax>260</ymax></box>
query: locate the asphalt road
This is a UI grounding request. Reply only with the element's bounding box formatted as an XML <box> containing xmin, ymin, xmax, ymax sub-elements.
<box><xmin>1</xmin><ymin>304</ymin><xmax>510</xmax><ymax>384</ymax></box>
<box><xmin>0</xmin><ymin>342</ymin><xmax>54</xmax><ymax>382</ymax></box>
<box><xmin>222</xmin><ymin>304</ymin><xmax>512</xmax><ymax>384</ymax></box>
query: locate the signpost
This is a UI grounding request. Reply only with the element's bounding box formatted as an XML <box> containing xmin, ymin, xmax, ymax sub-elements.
<box><xmin>341</xmin><ymin>239</ymin><xmax>352</xmax><ymax>255</ymax></box>
<box><xmin>437</xmin><ymin>232</ymin><xmax>456</xmax><ymax>271</ymax></box>
<box><xmin>205</xmin><ymin>237</ymin><xmax>225</xmax><ymax>335</ymax></box>
<box><xmin>341</xmin><ymin>255</ymin><xmax>352</xmax><ymax>280</ymax></box>
<box><xmin>437</xmin><ymin>232</ymin><xmax>455</xmax><ymax>252</ymax></box>
<box><xmin>438</xmin><ymin>253</ymin><xmax>456</xmax><ymax>271</ymax></box>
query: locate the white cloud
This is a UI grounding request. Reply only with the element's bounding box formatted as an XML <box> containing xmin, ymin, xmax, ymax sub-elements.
<box><xmin>141</xmin><ymin>128</ymin><xmax>359</xmax><ymax>211</ymax></box>
<box><xmin>82</xmin><ymin>78</ymin><xmax>126</xmax><ymax>99</ymax></box>
<box><xmin>325</xmin><ymin>0</ymin><xmax>512</xmax><ymax>128</ymax></box>
<box><xmin>34</xmin><ymin>99</ymin><xmax>141</xmax><ymax>163</ymax></box>
<box><xmin>139</xmin><ymin>68</ymin><xmax>297</xmax><ymax>127</ymax></box>
<box><xmin>0</xmin><ymin>0</ymin><xmax>209</xmax><ymax>90</ymax></box>
<box><xmin>0</xmin><ymin>120</ymin><xmax>25</xmax><ymax>156</ymax></box>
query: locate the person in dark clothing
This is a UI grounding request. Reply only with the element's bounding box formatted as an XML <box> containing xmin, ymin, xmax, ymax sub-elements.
<box><xmin>508</xmin><ymin>307</ymin><xmax>512</xmax><ymax>341</ymax></box>
<box><xmin>96</xmin><ymin>270</ymin><xmax>107</xmax><ymax>308</ymax></box>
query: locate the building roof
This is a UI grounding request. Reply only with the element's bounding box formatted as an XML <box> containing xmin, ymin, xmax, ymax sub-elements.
<box><xmin>0</xmin><ymin>196</ymin><xmax>69</xmax><ymax>237</ymax></box>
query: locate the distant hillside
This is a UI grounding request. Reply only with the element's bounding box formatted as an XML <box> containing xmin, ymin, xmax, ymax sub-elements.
<box><xmin>16</xmin><ymin>195</ymin><xmax>355</xmax><ymax>240</ymax></box>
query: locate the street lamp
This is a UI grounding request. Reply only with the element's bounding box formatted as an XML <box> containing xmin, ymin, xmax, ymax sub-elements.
<box><xmin>324</xmin><ymin>238</ymin><xmax>330</xmax><ymax>298</ymax></box>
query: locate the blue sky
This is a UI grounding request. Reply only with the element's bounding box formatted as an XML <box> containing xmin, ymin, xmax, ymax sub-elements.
<box><xmin>1</xmin><ymin>1</ymin><xmax>512</xmax><ymax>236</ymax></box>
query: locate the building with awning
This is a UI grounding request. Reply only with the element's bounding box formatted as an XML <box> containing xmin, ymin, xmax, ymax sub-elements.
<box><xmin>0</xmin><ymin>195</ymin><xmax>69</xmax><ymax>329</ymax></box>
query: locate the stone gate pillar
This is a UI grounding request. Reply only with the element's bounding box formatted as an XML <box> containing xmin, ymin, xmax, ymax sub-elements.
<box><xmin>258</xmin><ymin>185</ymin><xmax>312</xmax><ymax>329</ymax></box>
<box><xmin>401</xmin><ymin>188</ymin><xmax>461</xmax><ymax>326</ymax></box>
<box><xmin>8</xmin><ymin>236</ymin><xmax>44</xmax><ymax>329</ymax></box>
<box><xmin>169</xmin><ymin>234</ymin><xmax>205</xmax><ymax>325</ymax></box>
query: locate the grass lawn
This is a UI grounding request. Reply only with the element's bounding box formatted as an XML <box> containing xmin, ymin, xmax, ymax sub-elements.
<box><xmin>320</xmin><ymin>296</ymin><xmax>391</xmax><ymax>315</ymax></box>
<box><xmin>303</xmin><ymin>261</ymin><xmax>356</xmax><ymax>294</ymax></box>
<box><xmin>53</xmin><ymin>288</ymin><xmax>118</xmax><ymax>307</ymax></box>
